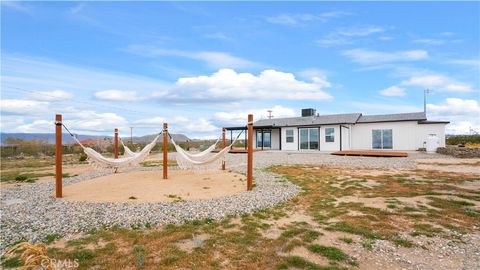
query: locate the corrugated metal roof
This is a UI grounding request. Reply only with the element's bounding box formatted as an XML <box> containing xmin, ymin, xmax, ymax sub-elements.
<box><xmin>357</xmin><ymin>112</ymin><xmax>427</xmax><ymax>123</ymax></box>
<box><xmin>253</xmin><ymin>113</ymin><xmax>362</xmax><ymax>127</ymax></box>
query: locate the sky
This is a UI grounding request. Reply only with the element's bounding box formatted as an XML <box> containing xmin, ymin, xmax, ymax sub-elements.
<box><xmin>1</xmin><ymin>1</ymin><xmax>479</xmax><ymax>138</ymax></box>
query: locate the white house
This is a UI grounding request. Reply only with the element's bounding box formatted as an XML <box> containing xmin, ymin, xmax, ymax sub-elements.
<box><xmin>226</xmin><ymin>109</ymin><xmax>449</xmax><ymax>152</ymax></box>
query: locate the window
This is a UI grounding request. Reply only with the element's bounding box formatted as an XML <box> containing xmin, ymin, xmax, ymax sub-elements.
<box><xmin>299</xmin><ymin>128</ymin><xmax>319</xmax><ymax>150</ymax></box>
<box><xmin>286</xmin><ymin>129</ymin><xmax>294</xmax><ymax>143</ymax></box>
<box><xmin>372</xmin><ymin>129</ymin><xmax>393</xmax><ymax>149</ymax></box>
<box><xmin>325</xmin><ymin>128</ymin><xmax>335</xmax><ymax>142</ymax></box>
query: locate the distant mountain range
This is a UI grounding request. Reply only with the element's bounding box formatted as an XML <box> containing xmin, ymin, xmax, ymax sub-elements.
<box><xmin>0</xmin><ymin>133</ymin><xmax>190</xmax><ymax>145</ymax></box>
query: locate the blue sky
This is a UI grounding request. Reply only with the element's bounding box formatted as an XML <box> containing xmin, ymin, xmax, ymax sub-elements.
<box><xmin>1</xmin><ymin>1</ymin><xmax>479</xmax><ymax>138</ymax></box>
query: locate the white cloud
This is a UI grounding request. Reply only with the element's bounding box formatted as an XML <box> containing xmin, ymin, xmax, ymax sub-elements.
<box><xmin>379</xmin><ymin>86</ymin><xmax>406</xmax><ymax>97</ymax></box>
<box><xmin>316</xmin><ymin>36</ymin><xmax>352</xmax><ymax>46</ymax></box>
<box><xmin>214</xmin><ymin>105</ymin><xmax>296</xmax><ymax>126</ymax></box>
<box><xmin>94</xmin><ymin>90</ymin><xmax>144</xmax><ymax>101</ymax></box>
<box><xmin>317</xmin><ymin>26</ymin><xmax>385</xmax><ymax>47</ymax></box>
<box><xmin>1</xmin><ymin>1</ymin><xmax>32</xmax><ymax>14</ymax></box>
<box><xmin>69</xmin><ymin>3</ymin><xmax>86</xmax><ymax>14</ymax></box>
<box><xmin>427</xmin><ymin>98</ymin><xmax>480</xmax><ymax>135</ymax></box>
<box><xmin>427</xmin><ymin>98</ymin><xmax>480</xmax><ymax>116</ymax></box>
<box><xmin>28</xmin><ymin>90</ymin><xmax>73</xmax><ymax>101</ymax></box>
<box><xmin>445</xmin><ymin>121</ymin><xmax>480</xmax><ymax>135</ymax></box>
<box><xmin>412</xmin><ymin>39</ymin><xmax>446</xmax><ymax>45</ymax></box>
<box><xmin>412</xmin><ymin>38</ymin><xmax>462</xmax><ymax>45</ymax></box>
<box><xmin>204</xmin><ymin>32</ymin><xmax>233</xmax><ymax>42</ymax></box>
<box><xmin>337</xmin><ymin>26</ymin><xmax>385</xmax><ymax>37</ymax></box>
<box><xmin>124</xmin><ymin>45</ymin><xmax>258</xmax><ymax>69</ymax></box>
<box><xmin>265</xmin><ymin>11</ymin><xmax>350</xmax><ymax>26</ymax></box>
<box><xmin>64</xmin><ymin>110</ymin><xmax>129</xmax><ymax>133</ymax></box>
<box><xmin>133</xmin><ymin>116</ymin><xmax>188</xmax><ymax>126</ymax></box>
<box><xmin>182</xmin><ymin>118</ymin><xmax>218</xmax><ymax>133</ymax></box>
<box><xmin>447</xmin><ymin>59</ymin><xmax>480</xmax><ymax>67</ymax></box>
<box><xmin>2</xmin><ymin>54</ymin><xmax>170</xmax><ymax>96</ymax></box>
<box><xmin>379</xmin><ymin>36</ymin><xmax>394</xmax><ymax>41</ymax></box>
<box><xmin>3</xmin><ymin>107</ymin><xmax>130</xmax><ymax>134</ymax></box>
<box><xmin>155</xmin><ymin>69</ymin><xmax>332</xmax><ymax>103</ymax></box>
<box><xmin>342</xmin><ymin>49</ymin><xmax>428</xmax><ymax>64</ymax></box>
<box><xmin>401</xmin><ymin>75</ymin><xmax>473</xmax><ymax>93</ymax></box>
<box><xmin>350</xmin><ymin>101</ymin><xmax>421</xmax><ymax>114</ymax></box>
<box><xmin>0</xmin><ymin>99</ymin><xmax>50</xmax><ymax>115</ymax></box>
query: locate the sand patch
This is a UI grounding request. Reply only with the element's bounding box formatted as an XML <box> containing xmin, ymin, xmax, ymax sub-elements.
<box><xmin>415</xmin><ymin>158</ymin><xmax>480</xmax><ymax>175</ymax></box>
<box><xmin>61</xmin><ymin>170</ymin><xmax>246</xmax><ymax>203</ymax></box>
<box><xmin>175</xmin><ymin>234</ymin><xmax>210</xmax><ymax>253</ymax></box>
<box><xmin>453</xmin><ymin>180</ymin><xmax>480</xmax><ymax>191</ymax></box>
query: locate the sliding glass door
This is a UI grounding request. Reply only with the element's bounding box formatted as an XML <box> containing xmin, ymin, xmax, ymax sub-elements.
<box><xmin>256</xmin><ymin>130</ymin><xmax>271</xmax><ymax>148</ymax></box>
<box><xmin>372</xmin><ymin>129</ymin><xmax>393</xmax><ymax>149</ymax></box>
<box><xmin>299</xmin><ymin>128</ymin><xmax>319</xmax><ymax>150</ymax></box>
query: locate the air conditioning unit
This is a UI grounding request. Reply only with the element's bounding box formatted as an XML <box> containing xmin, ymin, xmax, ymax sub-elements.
<box><xmin>302</xmin><ymin>108</ymin><xmax>316</xmax><ymax>117</ymax></box>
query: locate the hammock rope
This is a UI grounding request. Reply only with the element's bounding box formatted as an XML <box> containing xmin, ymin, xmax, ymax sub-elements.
<box><xmin>62</xmin><ymin>123</ymin><xmax>161</xmax><ymax>170</ymax></box>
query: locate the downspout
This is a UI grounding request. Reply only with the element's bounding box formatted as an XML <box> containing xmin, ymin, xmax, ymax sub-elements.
<box><xmin>339</xmin><ymin>125</ymin><xmax>342</xmax><ymax>151</ymax></box>
<box><xmin>279</xmin><ymin>128</ymin><xmax>282</xmax><ymax>150</ymax></box>
<box><xmin>261</xmin><ymin>129</ymin><xmax>264</xmax><ymax>150</ymax></box>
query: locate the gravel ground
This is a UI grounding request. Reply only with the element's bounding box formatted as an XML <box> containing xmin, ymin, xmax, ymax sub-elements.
<box><xmin>0</xmin><ymin>151</ymin><xmax>450</xmax><ymax>255</ymax></box>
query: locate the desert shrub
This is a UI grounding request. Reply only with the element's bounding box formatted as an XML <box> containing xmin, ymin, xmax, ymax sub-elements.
<box><xmin>446</xmin><ymin>135</ymin><xmax>480</xmax><ymax>145</ymax></box>
<box><xmin>79</xmin><ymin>153</ymin><xmax>87</xmax><ymax>162</ymax></box>
<box><xmin>15</xmin><ymin>175</ymin><xmax>28</xmax><ymax>181</ymax></box>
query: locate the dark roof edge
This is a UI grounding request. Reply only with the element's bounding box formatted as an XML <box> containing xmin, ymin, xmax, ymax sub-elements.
<box><xmin>418</xmin><ymin>120</ymin><xmax>450</xmax><ymax>124</ymax></box>
<box><xmin>356</xmin><ymin>119</ymin><xmax>425</xmax><ymax>124</ymax></box>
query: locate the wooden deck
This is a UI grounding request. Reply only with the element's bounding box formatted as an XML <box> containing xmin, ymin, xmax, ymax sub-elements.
<box><xmin>331</xmin><ymin>150</ymin><xmax>408</xmax><ymax>157</ymax></box>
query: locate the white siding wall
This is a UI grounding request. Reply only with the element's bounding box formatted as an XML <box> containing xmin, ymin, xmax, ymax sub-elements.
<box><xmin>320</xmin><ymin>125</ymin><xmax>340</xmax><ymax>152</ymax></box>
<box><xmin>351</xmin><ymin>121</ymin><xmax>447</xmax><ymax>151</ymax></box>
<box><xmin>271</xmin><ymin>129</ymin><xmax>280</xmax><ymax>150</ymax></box>
<box><xmin>415</xmin><ymin>124</ymin><xmax>446</xmax><ymax>148</ymax></box>
<box><xmin>341</xmin><ymin>125</ymin><xmax>352</xmax><ymax>151</ymax></box>
<box><xmin>281</xmin><ymin>127</ymin><xmax>298</xmax><ymax>151</ymax></box>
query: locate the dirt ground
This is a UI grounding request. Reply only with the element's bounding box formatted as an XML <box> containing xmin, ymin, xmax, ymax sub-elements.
<box><xmin>2</xmin><ymin>154</ymin><xmax>480</xmax><ymax>269</ymax></box>
<box><xmin>61</xmin><ymin>170</ymin><xmax>246</xmax><ymax>203</ymax></box>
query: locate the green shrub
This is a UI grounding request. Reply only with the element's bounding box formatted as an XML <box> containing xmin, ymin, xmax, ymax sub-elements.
<box><xmin>79</xmin><ymin>153</ymin><xmax>87</xmax><ymax>162</ymax></box>
<box><xmin>14</xmin><ymin>175</ymin><xmax>28</xmax><ymax>181</ymax></box>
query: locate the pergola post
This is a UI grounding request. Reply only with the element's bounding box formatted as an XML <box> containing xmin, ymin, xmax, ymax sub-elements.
<box><xmin>222</xmin><ymin>128</ymin><xmax>226</xmax><ymax>170</ymax></box>
<box><xmin>247</xmin><ymin>114</ymin><xmax>253</xmax><ymax>191</ymax></box>
<box><xmin>55</xmin><ymin>114</ymin><xmax>62</xmax><ymax>198</ymax></box>
<box><xmin>163</xmin><ymin>123</ymin><xmax>168</xmax><ymax>179</ymax></box>
<box><xmin>114</xmin><ymin>128</ymin><xmax>119</xmax><ymax>159</ymax></box>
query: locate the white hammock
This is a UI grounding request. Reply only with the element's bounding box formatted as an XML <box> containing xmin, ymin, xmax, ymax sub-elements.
<box><xmin>120</xmin><ymin>140</ymin><xmax>136</xmax><ymax>157</ymax></box>
<box><xmin>173</xmin><ymin>138</ymin><xmax>219</xmax><ymax>159</ymax></box>
<box><xmin>171</xmin><ymin>135</ymin><xmax>240</xmax><ymax>171</ymax></box>
<box><xmin>74</xmin><ymin>134</ymin><xmax>160</xmax><ymax>169</ymax></box>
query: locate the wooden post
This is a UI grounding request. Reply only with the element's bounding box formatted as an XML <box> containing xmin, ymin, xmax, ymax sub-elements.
<box><xmin>114</xmin><ymin>128</ymin><xmax>119</xmax><ymax>159</ymax></box>
<box><xmin>163</xmin><ymin>123</ymin><xmax>168</xmax><ymax>179</ymax></box>
<box><xmin>222</xmin><ymin>128</ymin><xmax>226</xmax><ymax>170</ymax></box>
<box><xmin>247</xmin><ymin>114</ymin><xmax>253</xmax><ymax>191</ymax></box>
<box><xmin>55</xmin><ymin>114</ymin><xmax>62</xmax><ymax>198</ymax></box>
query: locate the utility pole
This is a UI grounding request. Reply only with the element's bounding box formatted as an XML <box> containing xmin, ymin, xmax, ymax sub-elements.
<box><xmin>267</xmin><ymin>110</ymin><xmax>273</xmax><ymax>119</ymax></box>
<box><xmin>424</xmin><ymin>89</ymin><xmax>431</xmax><ymax>113</ymax></box>
<box><xmin>130</xmin><ymin>127</ymin><xmax>133</xmax><ymax>143</ymax></box>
